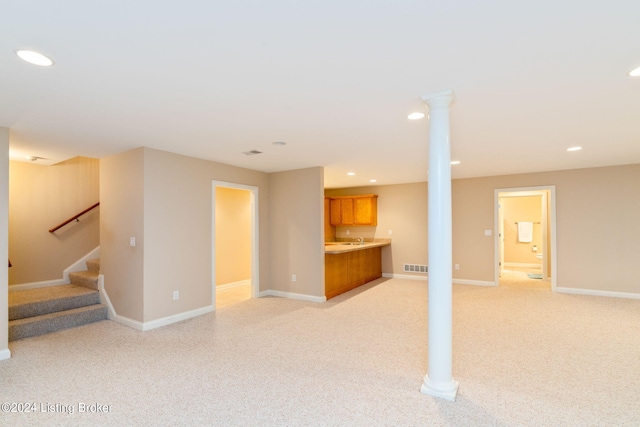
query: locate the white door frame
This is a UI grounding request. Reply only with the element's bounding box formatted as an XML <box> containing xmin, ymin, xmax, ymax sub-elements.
<box><xmin>494</xmin><ymin>185</ymin><xmax>557</xmax><ymax>291</ymax></box>
<box><xmin>212</xmin><ymin>181</ymin><xmax>260</xmax><ymax>307</ymax></box>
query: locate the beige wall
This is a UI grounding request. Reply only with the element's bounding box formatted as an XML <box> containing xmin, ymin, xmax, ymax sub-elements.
<box><xmin>9</xmin><ymin>157</ymin><xmax>100</xmax><ymax>284</ymax></box>
<box><xmin>215</xmin><ymin>187</ymin><xmax>251</xmax><ymax>286</ymax></box>
<box><xmin>0</xmin><ymin>127</ymin><xmax>9</xmax><ymax>356</ymax></box>
<box><xmin>328</xmin><ymin>164</ymin><xmax>640</xmax><ymax>295</ymax></box>
<box><xmin>100</xmin><ymin>149</ymin><xmax>145</xmax><ymax>321</ymax></box>
<box><xmin>454</xmin><ymin>164</ymin><xmax>640</xmax><ymax>293</ymax></box>
<box><xmin>269</xmin><ymin>167</ymin><xmax>325</xmax><ymax>298</ymax></box>
<box><xmin>101</xmin><ymin>147</ymin><xmax>272</xmax><ymax>323</ymax></box>
<box><xmin>502</xmin><ymin>196</ymin><xmax>542</xmax><ymax>265</ymax></box>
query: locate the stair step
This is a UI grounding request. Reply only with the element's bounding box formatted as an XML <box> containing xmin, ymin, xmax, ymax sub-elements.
<box><xmin>69</xmin><ymin>270</ymin><xmax>99</xmax><ymax>290</ymax></box>
<box><xmin>9</xmin><ymin>304</ymin><xmax>108</xmax><ymax>341</ymax></box>
<box><xmin>9</xmin><ymin>284</ymin><xmax>100</xmax><ymax>321</ymax></box>
<box><xmin>86</xmin><ymin>258</ymin><xmax>100</xmax><ymax>273</ymax></box>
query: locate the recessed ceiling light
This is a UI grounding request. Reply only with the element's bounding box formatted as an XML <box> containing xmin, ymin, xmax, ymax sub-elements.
<box><xmin>407</xmin><ymin>112</ymin><xmax>425</xmax><ymax>120</ymax></box>
<box><xmin>15</xmin><ymin>49</ymin><xmax>54</xmax><ymax>66</ymax></box>
<box><xmin>450</xmin><ymin>160</ymin><xmax>461</xmax><ymax>165</ymax></box>
<box><xmin>347</xmin><ymin>172</ymin><xmax>355</xmax><ymax>176</ymax></box>
<box><xmin>629</xmin><ymin>66</ymin><xmax>640</xmax><ymax>77</ymax></box>
<box><xmin>369</xmin><ymin>179</ymin><xmax>377</xmax><ymax>183</ymax></box>
<box><xmin>567</xmin><ymin>146</ymin><xmax>582</xmax><ymax>152</ymax></box>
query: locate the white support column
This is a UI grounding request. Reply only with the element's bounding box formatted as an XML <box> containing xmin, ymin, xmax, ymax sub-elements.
<box><xmin>420</xmin><ymin>89</ymin><xmax>458</xmax><ymax>401</ymax></box>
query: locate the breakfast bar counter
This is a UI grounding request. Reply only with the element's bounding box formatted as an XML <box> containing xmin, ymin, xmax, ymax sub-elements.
<box><xmin>324</xmin><ymin>240</ymin><xmax>390</xmax><ymax>299</ymax></box>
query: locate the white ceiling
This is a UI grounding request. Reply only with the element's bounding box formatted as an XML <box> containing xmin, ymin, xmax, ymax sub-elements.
<box><xmin>2</xmin><ymin>1</ymin><xmax>639</xmax><ymax>188</ymax></box>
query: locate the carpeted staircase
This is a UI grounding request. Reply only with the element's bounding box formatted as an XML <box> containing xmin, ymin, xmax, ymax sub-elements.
<box><xmin>8</xmin><ymin>259</ymin><xmax>108</xmax><ymax>341</ymax></box>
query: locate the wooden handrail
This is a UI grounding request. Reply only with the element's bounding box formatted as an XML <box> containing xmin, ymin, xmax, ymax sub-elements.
<box><xmin>49</xmin><ymin>202</ymin><xmax>100</xmax><ymax>233</ymax></box>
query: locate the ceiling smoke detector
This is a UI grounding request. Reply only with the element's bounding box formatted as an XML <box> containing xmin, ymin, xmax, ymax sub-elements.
<box><xmin>26</xmin><ymin>155</ymin><xmax>46</xmax><ymax>162</ymax></box>
<box><xmin>242</xmin><ymin>149</ymin><xmax>263</xmax><ymax>156</ymax></box>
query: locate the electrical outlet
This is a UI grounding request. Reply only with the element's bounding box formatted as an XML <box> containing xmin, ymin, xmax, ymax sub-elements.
<box><xmin>346</xmin><ymin>230</ymin><xmax>350</xmax><ymax>235</ymax></box>
<box><xmin>173</xmin><ymin>291</ymin><xmax>179</xmax><ymax>300</ymax></box>
<box><xmin>130</xmin><ymin>237</ymin><xmax>136</xmax><ymax>247</ymax></box>
<box><xmin>292</xmin><ymin>274</ymin><xmax>297</xmax><ymax>282</ymax></box>
<box><xmin>455</xmin><ymin>264</ymin><xmax>460</xmax><ymax>270</ymax></box>
<box><xmin>388</xmin><ymin>229</ymin><xmax>392</xmax><ymax>235</ymax></box>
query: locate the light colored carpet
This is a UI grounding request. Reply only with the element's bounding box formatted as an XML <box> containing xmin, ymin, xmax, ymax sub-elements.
<box><xmin>216</xmin><ymin>283</ymin><xmax>251</xmax><ymax>308</ymax></box>
<box><xmin>499</xmin><ymin>268</ymin><xmax>550</xmax><ymax>291</ymax></box>
<box><xmin>1</xmin><ymin>278</ymin><xmax>639</xmax><ymax>426</ymax></box>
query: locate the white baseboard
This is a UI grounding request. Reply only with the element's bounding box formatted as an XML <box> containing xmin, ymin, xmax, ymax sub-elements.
<box><xmin>453</xmin><ymin>278</ymin><xmax>497</xmax><ymax>287</ymax></box>
<box><xmin>105</xmin><ymin>302</ymin><xmax>214</xmax><ymax>332</ymax></box>
<box><xmin>10</xmin><ymin>246</ymin><xmax>100</xmax><ymax>291</ymax></box>
<box><xmin>216</xmin><ymin>279</ymin><xmax>250</xmax><ymax>291</ymax></box>
<box><xmin>0</xmin><ymin>348</ymin><xmax>11</xmax><ymax>361</ymax></box>
<box><xmin>110</xmin><ymin>314</ymin><xmax>145</xmax><ymax>331</ymax></box>
<box><xmin>383</xmin><ymin>273</ymin><xmax>427</xmax><ymax>281</ymax></box>
<box><xmin>555</xmin><ymin>287</ymin><xmax>640</xmax><ymax>300</ymax></box>
<box><xmin>141</xmin><ymin>305</ymin><xmax>215</xmax><ymax>331</ymax></box>
<box><xmin>100</xmin><ymin>274</ymin><xmax>214</xmax><ymax>331</ymax></box>
<box><xmin>258</xmin><ymin>289</ymin><xmax>326</xmax><ymax>303</ymax></box>
<box><xmin>504</xmin><ymin>262</ymin><xmax>541</xmax><ymax>269</ymax></box>
<box><xmin>10</xmin><ymin>278</ymin><xmax>67</xmax><ymax>291</ymax></box>
<box><xmin>382</xmin><ymin>273</ymin><xmax>495</xmax><ymax>287</ymax></box>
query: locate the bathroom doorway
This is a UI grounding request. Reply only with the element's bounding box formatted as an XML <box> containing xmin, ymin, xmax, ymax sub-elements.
<box><xmin>212</xmin><ymin>181</ymin><xmax>259</xmax><ymax>308</ymax></box>
<box><xmin>495</xmin><ymin>186</ymin><xmax>556</xmax><ymax>291</ymax></box>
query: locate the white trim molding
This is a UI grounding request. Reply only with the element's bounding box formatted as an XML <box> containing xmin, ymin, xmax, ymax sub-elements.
<box><xmin>100</xmin><ymin>274</ymin><xmax>215</xmax><ymax>331</ymax></box>
<box><xmin>556</xmin><ymin>287</ymin><xmax>640</xmax><ymax>300</ymax></box>
<box><xmin>9</xmin><ymin>278</ymin><xmax>67</xmax><ymax>291</ymax></box>
<box><xmin>141</xmin><ymin>306</ymin><xmax>215</xmax><ymax>331</ymax></box>
<box><xmin>453</xmin><ymin>278</ymin><xmax>497</xmax><ymax>287</ymax></box>
<box><xmin>0</xmin><ymin>348</ymin><xmax>11</xmax><ymax>361</ymax></box>
<box><xmin>383</xmin><ymin>273</ymin><xmax>496</xmax><ymax>287</ymax></box>
<box><xmin>212</xmin><ymin>181</ymin><xmax>260</xmax><ymax>304</ymax></box>
<box><xmin>258</xmin><ymin>289</ymin><xmax>326</xmax><ymax>303</ymax></box>
<box><xmin>9</xmin><ymin>246</ymin><xmax>100</xmax><ymax>291</ymax></box>
<box><xmin>383</xmin><ymin>273</ymin><xmax>427</xmax><ymax>281</ymax></box>
<box><xmin>216</xmin><ymin>279</ymin><xmax>251</xmax><ymax>291</ymax></box>
<box><xmin>504</xmin><ymin>262</ymin><xmax>542</xmax><ymax>269</ymax></box>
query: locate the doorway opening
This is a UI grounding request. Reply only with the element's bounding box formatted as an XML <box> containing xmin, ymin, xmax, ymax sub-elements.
<box><xmin>494</xmin><ymin>186</ymin><xmax>556</xmax><ymax>291</ymax></box>
<box><xmin>212</xmin><ymin>181</ymin><xmax>259</xmax><ymax>308</ymax></box>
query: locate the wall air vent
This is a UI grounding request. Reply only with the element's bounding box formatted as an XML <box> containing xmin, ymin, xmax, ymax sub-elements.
<box><xmin>243</xmin><ymin>149</ymin><xmax>263</xmax><ymax>156</ymax></box>
<box><xmin>403</xmin><ymin>264</ymin><xmax>428</xmax><ymax>274</ymax></box>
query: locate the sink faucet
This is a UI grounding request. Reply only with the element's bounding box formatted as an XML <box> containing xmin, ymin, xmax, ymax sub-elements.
<box><xmin>357</xmin><ymin>236</ymin><xmax>364</xmax><ymax>245</ymax></box>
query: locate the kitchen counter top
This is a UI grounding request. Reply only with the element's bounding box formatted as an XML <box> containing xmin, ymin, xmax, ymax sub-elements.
<box><xmin>324</xmin><ymin>240</ymin><xmax>391</xmax><ymax>254</ymax></box>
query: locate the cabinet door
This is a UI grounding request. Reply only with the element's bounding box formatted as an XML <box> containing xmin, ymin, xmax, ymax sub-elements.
<box><xmin>354</xmin><ymin>197</ymin><xmax>372</xmax><ymax>225</ymax></box>
<box><xmin>324</xmin><ymin>198</ymin><xmax>335</xmax><ymax>240</ymax></box>
<box><xmin>330</xmin><ymin>199</ymin><xmax>342</xmax><ymax>225</ymax></box>
<box><xmin>353</xmin><ymin>196</ymin><xmax>377</xmax><ymax>225</ymax></box>
<box><xmin>340</xmin><ymin>198</ymin><xmax>354</xmax><ymax>225</ymax></box>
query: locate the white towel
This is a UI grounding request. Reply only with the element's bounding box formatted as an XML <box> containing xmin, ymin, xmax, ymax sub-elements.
<box><xmin>518</xmin><ymin>222</ymin><xmax>533</xmax><ymax>243</ymax></box>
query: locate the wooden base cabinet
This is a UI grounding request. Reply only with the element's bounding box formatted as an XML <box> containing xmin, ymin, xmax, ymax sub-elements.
<box><xmin>325</xmin><ymin>246</ymin><xmax>382</xmax><ymax>299</ymax></box>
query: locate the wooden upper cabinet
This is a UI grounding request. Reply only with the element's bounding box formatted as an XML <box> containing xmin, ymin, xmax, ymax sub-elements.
<box><xmin>354</xmin><ymin>196</ymin><xmax>376</xmax><ymax>225</ymax></box>
<box><xmin>328</xmin><ymin>194</ymin><xmax>377</xmax><ymax>226</ymax></box>
<box><xmin>330</xmin><ymin>199</ymin><xmax>343</xmax><ymax>225</ymax></box>
<box><xmin>324</xmin><ymin>197</ymin><xmax>336</xmax><ymax>241</ymax></box>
